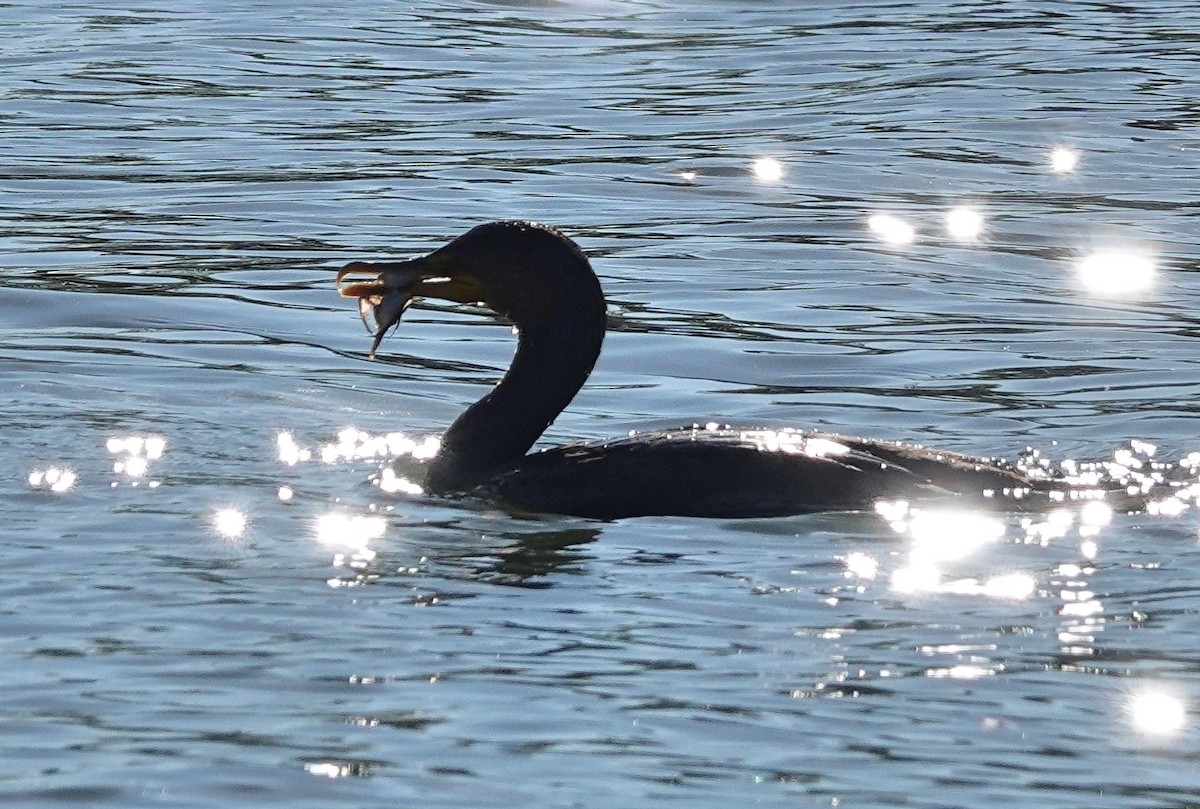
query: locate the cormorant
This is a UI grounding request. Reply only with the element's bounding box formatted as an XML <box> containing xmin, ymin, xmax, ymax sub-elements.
<box><xmin>336</xmin><ymin>221</ymin><xmax>1045</xmax><ymax>519</ymax></box>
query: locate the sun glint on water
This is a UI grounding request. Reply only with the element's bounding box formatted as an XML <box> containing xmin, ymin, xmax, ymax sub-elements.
<box><xmin>946</xmin><ymin>206</ymin><xmax>985</xmax><ymax>242</ymax></box>
<box><xmin>752</xmin><ymin>157</ymin><xmax>784</xmax><ymax>183</ymax></box>
<box><xmin>213</xmin><ymin>508</ymin><xmax>248</xmax><ymax>539</ymax></box>
<box><xmin>1050</xmin><ymin>146</ymin><xmax>1079</xmax><ymax>174</ymax></box>
<box><xmin>1129</xmin><ymin>690</ymin><xmax>1187</xmax><ymax>736</ymax></box>
<box><xmin>1077</xmin><ymin>250</ymin><xmax>1155</xmax><ymax>296</ymax></box>
<box><xmin>867</xmin><ymin>213</ymin><xmax>916</xmax><ymax>246</ymax></box>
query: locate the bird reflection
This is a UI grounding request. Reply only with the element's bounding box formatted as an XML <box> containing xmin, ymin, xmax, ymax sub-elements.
<box><xmin>471</xmin><ymin>527</ymin><xmax>601</xmax><ymax>587</ymax></box>
<box><xmin>321</xmin><ymin>515</ymin><xmax>601</xmax><ymax>591</ymax></box>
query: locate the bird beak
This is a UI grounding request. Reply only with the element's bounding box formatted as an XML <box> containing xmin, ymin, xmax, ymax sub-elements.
<box><xmin>337</xmin><ymin>254</ymin><xmax>488</xmax><ymax>358</ymax></box>
<box><xmin>337</xmin><ymin>260</ymin><xmax>419</xmax><ymax>358</ymax></box>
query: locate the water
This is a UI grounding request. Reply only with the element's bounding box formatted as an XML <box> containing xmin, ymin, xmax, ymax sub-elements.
<box><xmin>3</xmin><ymin>1</ymin><xmax>1200</xmax><ymax>806</ymax></box>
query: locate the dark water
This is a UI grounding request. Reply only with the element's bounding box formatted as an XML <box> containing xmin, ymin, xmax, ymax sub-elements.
<box><xmin>3</xmin><ymin>1</ymin><xmax>1200</xmax><ymax>807</ymax></box>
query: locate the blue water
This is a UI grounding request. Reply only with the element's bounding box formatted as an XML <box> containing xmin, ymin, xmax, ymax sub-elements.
<box><xmin>3</xmin><ymin>1</ymin><xmax>1200</xmax><ymax>806</ymax></box>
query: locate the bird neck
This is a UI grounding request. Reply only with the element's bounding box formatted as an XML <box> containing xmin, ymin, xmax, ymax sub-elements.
<box><xmin>426</xmin><ymin>298</ymin><xmax>605</xmax><ymax>493</ymax></box>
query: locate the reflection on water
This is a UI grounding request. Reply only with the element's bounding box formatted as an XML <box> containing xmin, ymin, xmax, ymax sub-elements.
<box><xmin>5</xmin><ymin>0</ymin><xmax>1200</xmax><ymax>805</ymax></box>
<box><xmin>866</xmin><ymin>212</ymin><xmax>916</xmax><ymax>246</ymax></box>
<box><xmin>1077</xmin><ymin>250</ymin><xmax>1156</xmax><ymax>296</ymax></box>
<box><xmin>27</xmin><ymin>466</ymin><xmax>77</xmax><ymax>493</ymax></box>
<box><xmin>1050</xmin><ymin>146</ymin><xmax>1080</xmax><ymax>174</ymax></box>
<box><xmin>904</xmin><ymin>508</ymin><xmax>1007</xmax><ymax>562</ymax></box>
<box><xmin>1080</xmin><ymin>500</ymin><xmax>1113</xmax><ymax>530</ymax></box>
<box><xmin>883</xmin><ymin>504</ymin><xmax>1036</xmax><ymax>599</ymax></box>
<box><xmin>316</xmin><ymin>512</ymin><xmax>386</xmax><ymax>556</ymax></box>
<box><xmin>212</xmin><ymin>507</ymin><xmax>248</xmax><ymax>540</ymax></box>
<box><xmin>276</xmin><ymin>431</ymin><xmax>312</xmax><ymax>466</ymax></box>
<box><xmin>320</xmin><ymin>428</ymin><xmax>439</xmax><ymax>465</ymax></box>
<box><xmin>945</xmin><ymin>206</ymin><xmax>985</xmax><ymax>242</ymax></box>
<box><xmin>926</xmin><ymin>664</ymin><xmax>993</xmax><ymax>680</ymax></box>
<box><xmin>107</xmin><ymin>433</ymin><xmax>166</xmax><ymax>487</ymax></box>
<box><xmin>280</xmin><ymin>428</ymin><xmax>439</xmax><ymax>467</ymax></box>
<box><xmin>751</xmin><ymin>156</ymin><xmax>784</xmax><ymax>184</ymax></box>
<box><xmin>377</xmin><ymin>467</ymin><xmax>424</xmax><ymax>495</ymax></box>
<box><xmin>303</xmin><ymin>760</ymin><xmax>377</xmax><ymax>779</ymax></box>
<box><xmin>841</xmin><ymin>551</ymin><xmax>879</xmax><ymax>581</ymax></box>
<box><xmin>1129</xmin><ymin>689</ymin><xmax>1187</xmax><ymax>736</ymax></box>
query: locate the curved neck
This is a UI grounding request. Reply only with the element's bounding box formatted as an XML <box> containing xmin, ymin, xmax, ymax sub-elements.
<box><xmin>426</xmin><ymin>282</ymin><xmax>605</xmax><ymax>492</ymax></box>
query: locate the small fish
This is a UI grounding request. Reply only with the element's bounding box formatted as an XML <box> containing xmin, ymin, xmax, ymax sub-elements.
<box><xmin>337</xmin><ymin>262</ymin><xmax>416</xmax><ymax>358</ymax></box>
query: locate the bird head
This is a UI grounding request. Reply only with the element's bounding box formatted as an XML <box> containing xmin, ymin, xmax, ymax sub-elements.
<box><xmin>336</xmin><ymin>253</ymin><xmax>487</xmax><ymax>358</ymax></box>
<box><xmin>336</xmin><ymin>222</ymin><xmax>598</xmax><ymax>358</ymax></box>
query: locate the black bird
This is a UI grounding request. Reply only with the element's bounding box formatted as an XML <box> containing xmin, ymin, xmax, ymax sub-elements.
<box><xmin>337</xmin><ymin>221</ymin><xmax>1044</xmax><ymax>519</ymax></box>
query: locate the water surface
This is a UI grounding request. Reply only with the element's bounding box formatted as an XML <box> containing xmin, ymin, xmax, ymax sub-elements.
<box><xmin>3</xmin><ymin>1</ymin><xmax>1200</xmax><ymax>807</ymax></box>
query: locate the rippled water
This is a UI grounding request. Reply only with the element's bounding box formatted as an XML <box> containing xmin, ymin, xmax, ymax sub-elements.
<box><xmin>4</xmin><ymin>1</ymin><xmax>1200</xmax><ymax>806</ymax></box>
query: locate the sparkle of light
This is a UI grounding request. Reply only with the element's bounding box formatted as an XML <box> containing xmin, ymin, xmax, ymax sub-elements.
<box><xmin>304</xmin><ymin>762</ymin><xmax>350</xmax><ymax>779</ymax></box>
<box><xmin>867</xmin><ymin>213</ymin><xmax>916</xmax><ymax>246</ymax></box>
<box><xmin>891</xmin><ymin>561</ymin><xmax>941</xmax><ymax>594</ymax></box>
<box><xmin>117</xmin><ymin>456</ymin><xmax>149</xmax><ymax>478</ymax></box>
<box><xmin>1148</xmin><ymin>497</ymin><xmax>1187</xmax><ymax>517</ymax></box>
<box><xmin>1080</xmin><ymin>500</ymin><xmax>1113</xmax><ymax>527</ymax></box>
<box><xmin>411</xmin><ymin>436</ymin><xmax>441</xmax><ymax>460</ymax></box>
<box><xmin>316</xmin><ymin>513</ymin><xmax>386</xmax><ymax>552</ymax></box>
<box><xmin>1050</xmin><ymin>146</ymin><xmax>1078</xmax><ymax>174</ymax></box>
<box><xmin>277</xmin><ymin>431</ymin><xmax>312</xmax><ymax>465</ymax></box>
<box><xmin>679</xmin><ymin>170</ymin><xmax>697</xmax><ymax>183</ymax></box>
<box><xmin>107</xmin><ymin>436</ymin><xmax>140</xmax><ymax>455</ymax></box>
<box><xmin>107</xmin><ymin>433</ymin><xmax>166</xmax><ymax>486</ymax></box>
<box><xmin>1061</xmin><ymin>597</ymin><xmax>1104</xmax><ymax>617</ymax></box>
<box><xmin>843</xmin><ymin>552</ymin><xmax>879</xmax><ymax>580</ymax></box>
<box><xmin>313</xmin><ymin>428</ymin><xmax>439</xmax><ymax>464</ymax></box>
<box><xmin>28</xmin><ymin>467</ymin><xmax>78</xmax><ymax>493</ymax></box>
<box><xmin>739</xmin><ymin>430</ymin><xmax>847</xmax><ymax>458</ymax></box>
<box><xmin>107</xmin><ymin>434</ymin><xmax>166</xmax><ymax>458</ymax></box>
<box><xmin>908</xmin><ymin>510</ymin><xmax>1006</xmax><ymax>563</ymax></box>
<box><xmin>874</xmin><ymin>499</ymin><xmax>911</xmax><ymax>523</ymax></box>
<box><xmin>946</xmin><ymin>207</ymin><xmax>984</xmax><ymax>242</ymax></box>
<box><xmin>982</xmin><ymin>572</ymin><xmax>1036</xmax><ymax>600</ymax></box>
<box><xmin>213</xmin><ymin>508</ymin><xmax>247</xmax><ymax>539</ymax></box>
<box><xmin>378</xmin><ymin>468</ymin><xmax>424</xmax><ymax>495</ymax></box>
<box><xmin>144</xmin><ymin>435</ymin><xmax>167</xmax><ymax>460</ymax></box>
<box><xmin>1131</xmin><ymin>439</ymin><xmax>1157</xmax><ymax>457</ymax></box>
<box><xmin>1077</xmin><ymin>250</ymin><xmax>1155</xmax><ymax>296</ymax></box>
<box><xmin>1129</xmin><ymin>690</ymin><xmax>1186</xmax><ymax>736</ymax></box>
<box><xmin>752</xmin><ymin>157</ymin><xmax>784</xmax><ymax>183</ymax></box>
<box><xmin>278</xmin><ymin>486</ymin><xmax>294</xmax><ymax>502</ymax></box>
<box><xmin>927</xmin><ymin>665</ymin><xmax>993</xmax><ymax>680</ymax></box>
